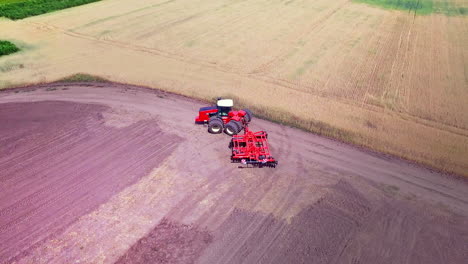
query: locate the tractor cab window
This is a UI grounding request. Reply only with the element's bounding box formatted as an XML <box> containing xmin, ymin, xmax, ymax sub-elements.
<box><xmin>218</xmin><ymin>107</ymin><xmax>231</xmax><ymax>117</ymax></box>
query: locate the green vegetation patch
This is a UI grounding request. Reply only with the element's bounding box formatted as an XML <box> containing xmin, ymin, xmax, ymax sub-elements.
<box><xmin>0</xmin><ymin>0</ymin><xmax>101</xmax><ymax>20</ymax></box>
<box><xmin>57</xmin><ymin>73</ymin><xmax>109</xmax><ymax>83</ymax></box>
<box><xmin>0</xmin><ymin>0</ymin><xmax>28</xmax><ymax>6</ymax></box>
<box><xmin>354</xmin><ymin>0</ymin><xmax>466</xmax><ymax>15</ymax></box>
<box><xmin>0</xmin><ymin>40</ymin><xmax>20</xmax><ymax>57</ymax></box>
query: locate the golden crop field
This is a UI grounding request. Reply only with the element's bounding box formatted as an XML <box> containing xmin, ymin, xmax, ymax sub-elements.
<box><xmin>1</xmin><ymin>0</ymin><xmax>467</xmax><ymax>175</ymax></box>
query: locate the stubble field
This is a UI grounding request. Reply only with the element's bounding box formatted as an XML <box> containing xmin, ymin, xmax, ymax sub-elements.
<box><xmin>0</xmin><ymin>0</ymin><xmax>467</xmax><ymax>175</ymax></box>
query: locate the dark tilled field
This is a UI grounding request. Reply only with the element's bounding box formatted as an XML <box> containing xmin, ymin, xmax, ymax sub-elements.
<box><xmin>0</xmin><ymin>100</ymin><xmax>180</xmax><ymax>262</ymax></box>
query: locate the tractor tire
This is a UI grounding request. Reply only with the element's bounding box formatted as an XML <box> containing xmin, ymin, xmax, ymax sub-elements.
<box><xmin>208</xmin><ymin>118</ymin><xmax>223</xmax><ymax>134</ymax></box>
<box><xmin>232</xmin><ymin>120</ymin><xmax>243</xmax><ymax>133</ymax></box>
<box><xmin>209</xmin><ymin>116</ymin><xmax>222</xmax><ymax>123</ymax></box>
<box><xmin>224</xmin><ymin>121</ymin><xmax>239</xmax><ymax>136</ymax></box>
<box><xmin>242</xmin><ymin>109</ymin><xmax>253</xmax><ymax>122</ymax></box>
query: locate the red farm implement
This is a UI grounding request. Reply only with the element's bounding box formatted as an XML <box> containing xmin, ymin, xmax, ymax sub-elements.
<box><xmin>229</xmin><ymin>125</ymin><xmax>278</xmax><ymax>168</ymax></box>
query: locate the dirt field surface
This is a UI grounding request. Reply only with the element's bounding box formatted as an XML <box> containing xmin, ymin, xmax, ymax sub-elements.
<box><xmin>0</xmin><ymin>83</ymin><xmax>467</xmax><ymax>264</ymax></box>
<box><xmin>0</xmin><ymin>0</ymin><xmax>467</xmax><ymax>176</ymax></box>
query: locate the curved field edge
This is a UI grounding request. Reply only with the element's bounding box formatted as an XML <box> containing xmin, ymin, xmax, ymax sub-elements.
<box><xmin>1</xmin><ymin>73</ymin><xmax>466</xmax><ymax>178</ymax></box>
<box><xmin>353</xmin><ymin>0</ymin><xmax>467</xmax><ymax>15</ymax></box>
<box><xmin>0</xmin><ymin>0</ymin><xmax>101</xmax><ymax>20</ymax></box>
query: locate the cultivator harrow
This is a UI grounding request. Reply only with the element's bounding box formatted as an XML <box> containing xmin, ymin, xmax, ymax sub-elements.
<box><xmin>229</xmin><ymin>126</ymin><xmax>278</xmax><ymax>168</ymax></box>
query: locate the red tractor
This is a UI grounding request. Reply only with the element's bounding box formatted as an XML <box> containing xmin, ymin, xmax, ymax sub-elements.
<box><xmin>229</xmin><ymin>124</ymin><xmax>278</xmax><ymax>168</ymax></box>
<box><xmin>195</xmin><ymin>98</ymin><xmax>253</xmax><ymax>136</ymax></box>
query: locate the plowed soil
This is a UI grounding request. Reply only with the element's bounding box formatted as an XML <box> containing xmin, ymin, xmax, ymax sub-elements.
<box><xmin>0</xmin><ymin>98</ymin><xmax>181</xmax><ymax>262</ymax></box>
<box><xmin>0</xmin><ymin>83</ymin><xmax>467</xmax><ymax>264</ymax></box>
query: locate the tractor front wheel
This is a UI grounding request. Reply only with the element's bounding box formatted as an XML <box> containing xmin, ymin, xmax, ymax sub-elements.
<box><xmin>208</xmin><ymin>118</ymin><xmax>223</xmax><ymax>134</ymax></box>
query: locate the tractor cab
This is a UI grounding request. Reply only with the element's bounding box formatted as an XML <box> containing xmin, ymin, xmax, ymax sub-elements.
<box><xmin>216</xmin><ymin>99</ymin><xmax>233</xmax><ymax>117</ymax></box>
<box><xmin>195</xmin><ymin>98</ymin><xmax>234</xmax><ymax>124</ymax></box>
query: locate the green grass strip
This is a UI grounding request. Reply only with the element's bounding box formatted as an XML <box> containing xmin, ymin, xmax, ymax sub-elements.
<box><xmin>0</xmin><ymin>0</ymin><xmax>101</xmax><ymax>20</ymax></box>
<box><xmin>0</xmin><ymin>40</ymin><xmax>20</xmax><ymax>57</ymax></box>
<box><xmin>57</xmin><ymin>73</ymin><xmax>109</xmax><ymax>83</ymax></box>
<box><xmin>354</xmin><ymin>0</ymin><xmax>466</xmax><ymax>15</ymax></box>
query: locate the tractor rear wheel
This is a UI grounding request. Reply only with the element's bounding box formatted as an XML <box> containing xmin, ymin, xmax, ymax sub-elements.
<box><xmin>242</xmin><ymin>109</ymin><xmax>253</xmax><ymax>122</ymax></box>
<box><xmin>208</xmin><ymin>118</ymin><xmax>223</xmax><ymax>134</ymax></box>
<box><xmin>224</xmin><ymin>121</ymin><xmax>239</xmax><ymax>136</ymax></box>
<box><xmin>232</xmin><ymin>120</ymin><xmax>243</xmax><ymax>133</ymax></box>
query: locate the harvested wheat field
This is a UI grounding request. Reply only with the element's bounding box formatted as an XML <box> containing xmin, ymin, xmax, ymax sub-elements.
<box><xmin>0</xmin><ymin>0</ymin><xmax>467</xmax><ymax>175</ymax></box>
<box><xmin>0</xmin><ymin>83</ymin><xmax>467</xmax><ymax>264</ymax></box>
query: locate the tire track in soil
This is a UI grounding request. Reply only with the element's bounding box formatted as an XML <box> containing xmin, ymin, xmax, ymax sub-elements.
<box><xmin>198</xmin><ymin>180</ymin><xmax>372</xmax><ymax>264</ymax></box>
<box><xmin>2</xmin><ymin>138</ymin><xmax>178</xmax><ymax>241</ymax></box>
<box><xmin>0</xmin><ymin>123</ymin><xmax>171</xmax><ymax>224</ymax></box>
<box><xmin>337</xmin><ymin>198</ymin><xmax>468</xmax><ymax>264</ymax></box>
<box><xmin>199</xmin><ymin>178</ymin><xmax>467</xmax><ymax>264</ymax></box>
<box><xmin>0</xmin><ymin>101</ymin><xmax>181</xmax><ymax>263</ymax></box>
